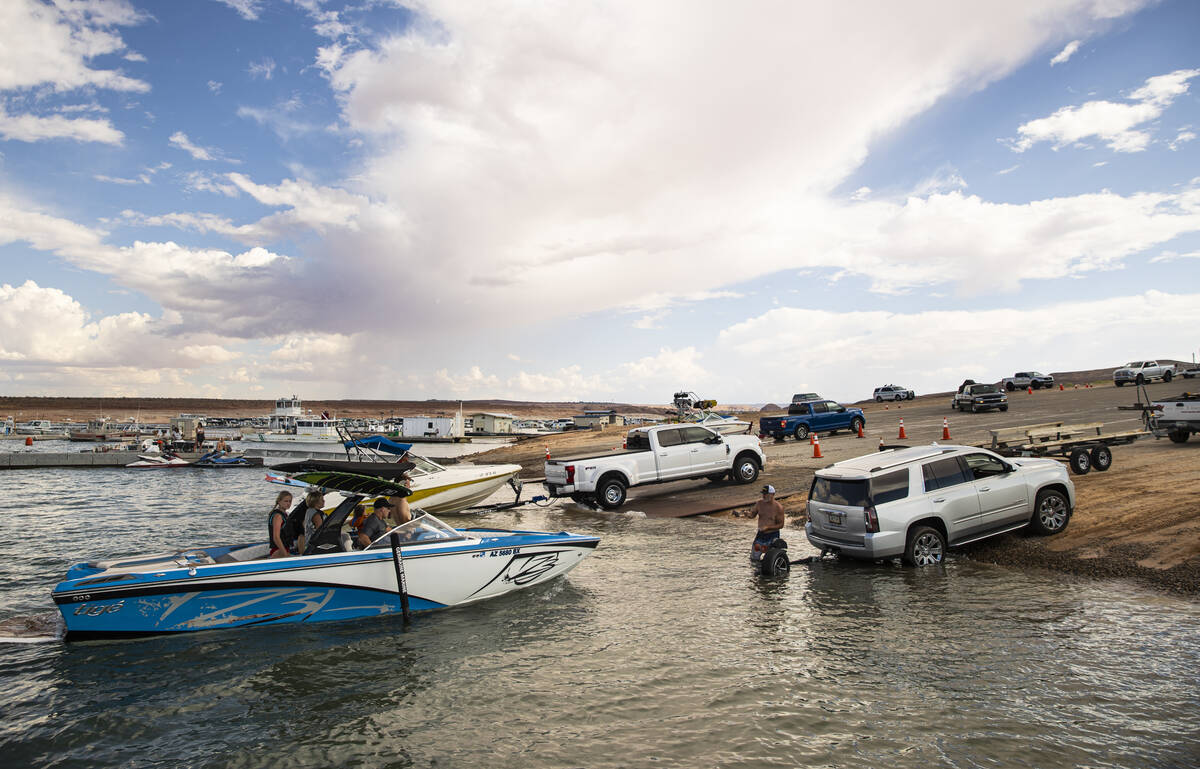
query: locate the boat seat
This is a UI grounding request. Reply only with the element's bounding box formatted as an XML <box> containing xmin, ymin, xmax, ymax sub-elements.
<box><xmin>217</xmin><ymin>544</ymin><xmax>270</xmax><ymax>563</ymax></box>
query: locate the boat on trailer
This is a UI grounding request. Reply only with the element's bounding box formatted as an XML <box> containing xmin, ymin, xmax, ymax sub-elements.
<box><xmin>51</xmin><ymin>495</ymin><xmax>598</xmax><ymax>640</ymax></box>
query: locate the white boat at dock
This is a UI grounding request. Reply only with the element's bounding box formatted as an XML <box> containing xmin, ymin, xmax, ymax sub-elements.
<box><xmin>251</xmin><ymin>395</ymin><xmax>344</xmax><ymax>442</ymax></box>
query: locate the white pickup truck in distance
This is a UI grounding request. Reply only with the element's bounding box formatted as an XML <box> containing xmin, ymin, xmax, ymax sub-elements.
<box><xmin>1113</xmin><ymin>361</ymin><xmax>1175</xmax><ymax>386</ymax></box>
<box><xmin>544</xmin><ymin>424</ymin><xmax>767</xmax><ymax>510</ymax></box>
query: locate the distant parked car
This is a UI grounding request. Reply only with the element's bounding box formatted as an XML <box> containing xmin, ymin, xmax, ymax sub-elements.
<box><xmin>951</xmin><ymin>381</ymin><xmax>1008</xmax><ymax>413</ymax></box>
<box><xmin>791</xmin><ymin>392</ymin><xmax>822</xmax><ymax>403</ymax></box>
<box><xmin>1113</xmin><ymin>361</ymin><xmax>1175</xmax><ymax>386</ymax></box>
<box><xmin>873</xmin><ymin>384</ymin><xmax>915</xmax><ymax>402</ymax></box>
<box><xmin>805</xmin><ymin>444</ymin><xmax>1075</xmax><ymax>566</ymax></box>
<box><xmin>1182</xmin><ymin>366</ymin><xmax>1200</xmax><ymax>380</ymax></box>
<box><xmin>1002</xmin><ymin>372</ymin><xmax>1054</xmax><ymax>391</ymax></box>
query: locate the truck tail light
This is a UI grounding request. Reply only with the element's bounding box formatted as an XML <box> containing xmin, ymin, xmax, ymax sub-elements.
<box><xmin>566</xmin><ymin>465</ymin><xmax>575</xmax><ymax>484</ymax></box>
<box><xmin>864</xmin><ymin>504</ymin><xmax>879</xmax><ymax>533</ymax></box>
<box><xmin>779</xmin><ymin>419</ymin><xmax>786</xmax><ymax>428</ymax></box>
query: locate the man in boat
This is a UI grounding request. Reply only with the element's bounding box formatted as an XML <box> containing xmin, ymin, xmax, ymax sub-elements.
<box><xmin>356</xmin><ymin>498</ymin><xmax>392</xmax><ymax>548</ymax></box>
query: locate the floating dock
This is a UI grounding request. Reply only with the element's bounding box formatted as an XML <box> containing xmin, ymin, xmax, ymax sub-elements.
<box><xmin>0</xmin><ymin>452</ymin><xmax>263</xmax><ymax>469</ymax></box>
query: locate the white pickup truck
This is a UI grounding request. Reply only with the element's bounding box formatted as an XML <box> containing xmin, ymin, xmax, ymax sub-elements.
<box><xmin>1149</xmin><ymin>392</ymin><xmax>1200</xmax><ymax>443</ymax></box>
<box><xmin>544</xmin><ymin>424</ymin><xmax>766</xmax><ymax>509</ymax></box>
<box><xmin>1113</xmin><ymin>361</ymin><xmax>1175</xmax><ymax>386</ymax></box>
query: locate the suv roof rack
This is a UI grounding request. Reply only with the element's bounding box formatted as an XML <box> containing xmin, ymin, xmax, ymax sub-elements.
<box><xmin>868</xmin><ymin>446</ymin><xmax>957</xmax><ymax>473</ymax></box>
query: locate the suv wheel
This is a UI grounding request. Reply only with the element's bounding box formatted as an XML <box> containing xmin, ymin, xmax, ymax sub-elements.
<box><xmin>903</xmin><ymin>525</ymin><xmax>946</xmax><ymax>567</ymax></box>
<box><xmin>1030</xmin><ymin>489</ymin><xmax>1069</xmax><ymax>535</ymax></box>
<box><xmin>875</xmin><ymin>395</ymin><xmax>883</xmax><ymax>402</ymax></box>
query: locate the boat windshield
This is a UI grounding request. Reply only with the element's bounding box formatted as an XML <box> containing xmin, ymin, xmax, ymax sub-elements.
<box><xmin>369</xmin><ymin>513</ymin><xmax>461</xmax><ymax>547</ymax></box>
<box><xmin>406</xmin><ymin>454</ymin><xmax>445</xmax><ymax>476</ymax></box>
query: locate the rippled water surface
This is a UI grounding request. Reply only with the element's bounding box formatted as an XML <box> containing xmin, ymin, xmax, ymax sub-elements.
<box><xmin>1</xmin><ymin>468</ymin><xmax>1197</xmax><ymax>768</ymax></box>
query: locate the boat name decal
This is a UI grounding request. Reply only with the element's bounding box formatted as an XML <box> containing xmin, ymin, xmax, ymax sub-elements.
<box><xmin>74</xmin><ymin>600</ymin><xmax>124</xmax><ymax>616</ymax></box>
<box><xmin>500</xmin><ymin>553</ymin><xmax>560</xmax><ymax>585</ymax></box>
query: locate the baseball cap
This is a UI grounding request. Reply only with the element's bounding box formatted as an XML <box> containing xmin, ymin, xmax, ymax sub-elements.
<box><xmin>374</xmin><ymin>497</ymin><xmax>394</xmax><ymax>509</ymax></box>
<box><xmin>761</xmin><ymin>484</ymin><xmax>775</xmax><ymax>495</ymax></box>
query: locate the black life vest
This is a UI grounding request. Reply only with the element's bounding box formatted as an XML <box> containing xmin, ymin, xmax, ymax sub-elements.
<box><xmin>272</xmin><ymin>507</ymin><xmax>298</xmax><ymax>551</ymax></box>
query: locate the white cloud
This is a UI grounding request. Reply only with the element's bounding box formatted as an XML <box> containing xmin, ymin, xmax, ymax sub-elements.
<box><xmin>714</xmin><ymin>291</ymin><xmax>1200</xmax><ymax>402</ymax></box>
<box><xmin>1168</xmin><ymin>128</ymin><xmax>1196</xmax><ymax>151</ymax></box>
<box><xmin>1008</xmin><ymin>68</ymin><xmax>1200</xmax><ymax>153</ymax></box>
<box><xmin>207</xmin><ymin>80</ymin><xmax>222</xmax><ymax>94</ymax></box>
<box><xmin>1050</xmin><ymin>40</ymin><xmax>1081</xmax><ymax>66</ymax></box>
<box><xmin>1149</xmin><ymin>250</ymin><xmax>1200</xmax><ymax>264</ymax></box>
<box><xmin>169</xmin><ymin>131</ymin><xmax>219</xmax><ymax>161</ymax></box>
<box><xmin>0</xmin><ymin>107</ymin><xmax>123</xmax><ymax>144</ymax></box>
<box><xmin>214</xmin><ymin>1</ymin><xmax>262</xmax><ymax>21</ymax></box>
<box><xmin>996</xmin><ymin>164</ymin><xmax>1020</xmax><ymax>175</ymax></box>
<box><xmin>248</xmin><ymin>57</ymin><xmax>276</xmax><ymax>80</ymax></box>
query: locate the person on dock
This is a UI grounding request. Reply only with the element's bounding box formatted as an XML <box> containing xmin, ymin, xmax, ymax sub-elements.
<box><xmin>268</xmin><ymin>491</ymin><xmax>296</xmax><ymax>557</ymax></box>
<box><xmin>194</xmin><ymin>423</ymin><xmax>205</xmax><ymax>449</ymax></box>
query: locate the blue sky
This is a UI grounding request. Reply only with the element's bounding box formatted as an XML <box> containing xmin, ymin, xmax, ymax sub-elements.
<box><xmin>1</xmin><ymin>0</ymin><xmax>1198</xmax><ymax>405</ymax></box>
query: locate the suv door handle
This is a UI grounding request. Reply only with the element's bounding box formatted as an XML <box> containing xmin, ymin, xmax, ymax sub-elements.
<box><xmin>979</xmin><ymin>486</ymin><xmax>990</xmax><ymax>492</ymax></box>
<box><xmin>932</xmin><ymin>497</ymin><xmax>946</xmax><ymax>503</ymax></box>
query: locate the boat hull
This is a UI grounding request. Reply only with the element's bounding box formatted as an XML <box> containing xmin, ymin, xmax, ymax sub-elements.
<box><xmin>53</xmin><ymin>532</ymin><xmax>597</xmax><ymax>639</ymax></box>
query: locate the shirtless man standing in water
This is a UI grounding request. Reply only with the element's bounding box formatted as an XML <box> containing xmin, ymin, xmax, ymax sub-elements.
<box><xmin>736</xmin><ymin>485</ymin><xmax>787</xmax><ymax>563</ymax></box>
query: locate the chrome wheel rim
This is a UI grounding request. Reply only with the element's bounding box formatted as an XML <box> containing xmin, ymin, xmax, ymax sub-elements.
<box><xmin>603</xmin><ymin>485</ymin><xmax>622</xmax><ymax>505</ymax></box>
<box><xmin>1038</xmin><ymin>495</ymin><xmax>1067</xmax><ymax>531</ymax></box>
<box><xmin>1094</xmin><ymin>450</ymin><xmax>1111</xmax><ymax>469</ymax></box>
<box><xmin>738</xmin><ymin>462</ymin><xmax>755</xmax><ymax>481</ymax></box>
<box><xmin>912</xmin><ymin>533</ymin><xmax>943</xmax><ymax>566</ymax></box>
<box><xmin>1075</xmin><ymin>453</ymin><xmax>1090</xmax><ymax>472</ymax></box>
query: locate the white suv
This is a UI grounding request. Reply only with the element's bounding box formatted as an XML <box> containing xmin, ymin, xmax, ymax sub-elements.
<box><xmin>805</xmin><ymin>445</ymin><xmax>1074</xmax><ymax>566</ymax></box>
<box><xmin>873</xmin><ymin>384</ymin><xmax>915</xmax><ymax>402</ymax></box>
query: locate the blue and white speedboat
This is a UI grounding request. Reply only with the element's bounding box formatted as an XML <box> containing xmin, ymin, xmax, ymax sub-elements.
<box><xmin>52</xmin><ymin>496</ymin><xmax>599</xmax><ymax>640</ymax></box>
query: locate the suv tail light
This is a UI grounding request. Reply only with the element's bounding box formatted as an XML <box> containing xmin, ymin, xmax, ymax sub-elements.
<box><xmin>864</xmin><ymin>503</ymin><xmax>879</xmax><ymax>533</ymax></box>
<box><xmin>565</xmin><ymin>465</ymin><xmax>575</xmax><ymax>485</ymax></box>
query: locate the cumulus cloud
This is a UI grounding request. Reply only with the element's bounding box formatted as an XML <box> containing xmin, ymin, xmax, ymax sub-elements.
<box><xmin>1168</xmin><ymin>128</ymin><xmax>1196</xmax><ymax>151</ymax></box>
<box><xmin>214</xmin><ymin>0</ymin><xmax>262</xmax><ymax>21</ymax></box>
<box><xmin>1007</xmin><ymin>68</ymin><xmax>1200</xmax><ymax>153</ymax></box>
<box><xmin>1050</xmin><ymin>40</ymin><xmax>1081</xmax><ymax>65</ymax></box>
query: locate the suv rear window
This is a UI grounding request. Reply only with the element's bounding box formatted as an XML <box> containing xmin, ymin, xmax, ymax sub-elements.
<box><xmin>810</xmin><ymin>477</ymin><xmax>868</xmax><ymax>507</ymax></box>
<box><xmin>869</xmin><ymin>468</ymin><xmax>910</xmax><ymax>505</ymax></box>
<box><xmin>922</xmin><ymin>457</ymin><xmax>971</xmax><ymax>491</ymax></box>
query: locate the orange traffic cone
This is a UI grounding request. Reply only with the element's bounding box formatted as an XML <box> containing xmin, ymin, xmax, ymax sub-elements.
<box><xmin>857</xmin><ymin>422</ymin><xmax>865</xmax><ymax>439</ymax></box>
<box><xmin>1027</xmin><ymin>385</ymin><xmax>1033</xmax><ymax>395</ymax></box>
<box><xmin>544</xmin><ymin>444</ymin><xmax>551</xmax><ymax>460</ymax></box>
<box><xmin>898</xmin><ymin>418</ymin><xmax>907</xmax><ymax>440</ymax></box>
<box><xmin>942</xmin><ymin>417</ymin><xmax>951</xmax><ymax>441</ymax></box>
<box><xmin>809</xmin><ymin>432</ymin><xmax>815</xmax><ymax>445</ymax></box>
<box><xmin>1059</xmin><ymin>383</ymin><xmax>1064</xmax><ymax>391</ymax></box>
<box><xmin>812</xmin><ymin>434</ymin><xmax>823</xmax><ymax>459</ymax></box>
<box><xmin>25</xmin><ymin>436</ymin><xmax>33</xmax><ymax>446</ymax></box>
<box><xmin>879</xmin><ymin>436</ymin><xmax>885</xmax><ymax>451</ymax></box>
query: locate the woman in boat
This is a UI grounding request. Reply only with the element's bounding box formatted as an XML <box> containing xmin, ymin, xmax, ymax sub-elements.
<box><xmin>268</xmin><ymin>491</ymin><xmax>295</xmax><ymax>557</ymax></box>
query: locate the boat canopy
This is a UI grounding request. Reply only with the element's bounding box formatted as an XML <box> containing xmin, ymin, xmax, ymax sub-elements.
<box><xmin>343</xmin><ymin>436</ymin><xmax>413</xmax><ymax>454</ymax></box>
<box><xmin>269</xmin><ymin>461</ymin><xmax>417</xmax><ymax>496</ymax></box>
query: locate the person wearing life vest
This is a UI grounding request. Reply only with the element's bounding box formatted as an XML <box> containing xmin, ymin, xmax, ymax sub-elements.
<box><xmin>268</xmin><ymin>491</ymin><xmax>296</xmax><ymax>557</ymax></box>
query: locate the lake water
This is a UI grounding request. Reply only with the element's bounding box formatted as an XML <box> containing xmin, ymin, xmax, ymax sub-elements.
<box><xmin>0</xmin><ymin>466</ymin><xmax>1197</xmax><ymax>768</ymax></box>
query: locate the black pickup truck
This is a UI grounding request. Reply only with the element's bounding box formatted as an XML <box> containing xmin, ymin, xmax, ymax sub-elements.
<box><xmin>951</xmin><ymin>381</ymin><xmax>1009</xmax><ymax>413</ymax></box>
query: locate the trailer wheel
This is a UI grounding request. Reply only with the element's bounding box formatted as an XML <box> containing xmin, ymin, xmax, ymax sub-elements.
<box><xmin>1068</xmin><ymin>448</ymin><xmax>1091</xmax><ymax>474</ymax></box>
<box><xmin>761</xmin><ymin>546</ymin><xmax>790</xmax><ymax>577</ymax></box>
<box><xmin>1168</xmin><ymin>430</ymin><xmax>1190</xmax><ymax>444</ymax></box>
<box><xmin>792</xmin><ymin>424</ymin><xmax>809</xmax><ymax>441</ymax></box>
<box><xmin>1090</xmin><ymin>446</ymin><xmax>1112</xmax><ymax>471</ymax></box>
